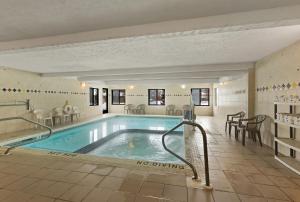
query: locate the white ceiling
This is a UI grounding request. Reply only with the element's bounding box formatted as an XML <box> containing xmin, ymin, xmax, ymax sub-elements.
<box><xmin>0</xmin><ymin>25</ymin><xmax>300</xmax><ymax>74</ymax></box>
<box><xmin>0</xmin><ymin>0</ymin><xmax>299</xmax><ymax>41</ymax></box>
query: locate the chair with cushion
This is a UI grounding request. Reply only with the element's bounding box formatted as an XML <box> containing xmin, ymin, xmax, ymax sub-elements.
<box><xmin>52</xmin><ymin>107</ymin><xmax>63</xmax><ymax>125</ymax></box>
<box><xmin>182</xmin><ymin>105</ymin><xmax>194</xmax><ymax>120</ymax></box>
<box><xmin>124</xmin><ymin>104</ymin><xmax>136</xmax><ymax>114</ymax></box>
<box><xmin>136</xmin><ymin>104</ymin><xmax>146</xmax><ymax>114</ymax></box>
<box><xmin>237</xmin><ymin>114</ymin><xmax>266</xmax><ymax>146</ymax></box>
<box><xmin>63</xmin><ymin>105</ymin><xmax>73</xmax><ymax>123</ymax></box>
<box><xmin>175</xmin><ymin>108</ymin><xmax>183</xmax><ymax>116</ymax></box>
<box><xmin>33</xmin><ymin>109</ymin><xmax>53</xmax><ymax>128</ymax></box>
<box><xmin>183</xmin><ymin>105</ymin><xmax>191</xmax><ymax>111</ymax></box>
<box><xmin>71</xmin><ymin>106</ymin><xmax>80</xmax><ymax>121</ymax></box>
<box><xmin>225</xmin><ymin>111</ymin><xmax>246</xmax><ymax>137</ymax></box>
<box><xmin>166</xmin><ymin>105</ymin><xmax>176</xmax><ymax>115</ymax></box>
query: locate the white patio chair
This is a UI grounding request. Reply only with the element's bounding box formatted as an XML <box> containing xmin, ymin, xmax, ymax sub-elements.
<box><xmin>166</xmin><ymin>105</ymin><xmax>176</xmax><ymax>115</ymax></box>
<box><xmin>124</xmin><ymin>104</ymin><xmax>136</xmax><ymax>114</ymax></box>
<box><xmin>63</xmin><ymin>105</ymin><xmax>72</xmax><ymax>123</ymax></box>
<box><xmin>33</xmin><ymin>109</ymin><xmax>53</xmax><ymax>128</ymax></box>
<box><xmin>136</xmin><ymin>104</ymin><xmax>146</xmax><ymax>114</ymax></box>
<box><xmin>52</xmin><ymin>107</ymin><xmax>63</xmax><ymax>125</ymax></box>
<box><xmin>71</xmin><ymin>106</ymin><xmax>80</xmax><ymax>121</ymax></box>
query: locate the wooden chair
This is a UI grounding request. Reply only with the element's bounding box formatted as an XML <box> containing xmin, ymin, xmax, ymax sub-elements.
<box><xmin>225</xmin><ymin>111</ymin><xmax>246</xmax><ymax>137</ymax></box>
<box><xmin>238</xmin><ymin>115</ymin><xmax>266</xmax><ymax>146</ymax></box>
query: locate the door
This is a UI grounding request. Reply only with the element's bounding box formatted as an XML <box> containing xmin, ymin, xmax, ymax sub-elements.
<box><xmin>102</xmin><ymin>88</ymin><xmax>108</xmax><ymax>114</ymax></box>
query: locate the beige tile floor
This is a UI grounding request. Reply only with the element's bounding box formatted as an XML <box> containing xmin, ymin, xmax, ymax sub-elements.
<box><xmin>0</xmin><ymin>116</ymin><xmax>299</xmax><ymax>202</ymax></box>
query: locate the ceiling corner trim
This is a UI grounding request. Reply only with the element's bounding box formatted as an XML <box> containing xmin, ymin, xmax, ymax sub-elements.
<box><xmin>1</xmin><ymin>5</ymin><xmax>300</xmax><ymax>52</ymax></box>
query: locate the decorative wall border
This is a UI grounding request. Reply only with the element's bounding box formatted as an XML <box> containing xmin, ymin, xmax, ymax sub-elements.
<box><xmin>1</xmin><ymin>87</ymin><xmax>88</xmax><ymax>95</ymax></box>
<box><xmin>234</xmin><ymin>90</ymin><xmax>246</xmax><ymax>94</ymax></box>
<box><xmin>218</xmin><ymin>89</ymin><xmax>246</xmax><ymax>96</ymax></box>
<box><xmin>126</xmin><ymin>94</ymin><xmax>191</xmax><ymax>97</ymax></box>
<box><xmin>257</xmin><ymin>82</ymin><xmax>300</xmax><ymax>92</ymax></box>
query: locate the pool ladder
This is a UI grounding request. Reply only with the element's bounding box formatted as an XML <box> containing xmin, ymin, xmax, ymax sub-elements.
<box><xmin>0</xmin><ymin>116</ymin><xmax>52</xmax><ymax>155</ymax></box>
<box><xmin>162</xmin><ymin>120</ymin><xmax>211</xmax><ymax>188</ymax></box>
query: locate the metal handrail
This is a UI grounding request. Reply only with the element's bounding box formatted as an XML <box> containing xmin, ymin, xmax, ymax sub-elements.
<box><xmin>0</xmin><ymin>99</ymin><xmax>30</xmax><ymax>110</ymax></box>
<box><xmin>0</xmin><ymin>116</ymin><xmax>52</xmax><ymax>154</ymax></box>
<box><xmin>162</xmin><ymin>120</ymin><xmax>210</xmax><ymax>186</ymax></box>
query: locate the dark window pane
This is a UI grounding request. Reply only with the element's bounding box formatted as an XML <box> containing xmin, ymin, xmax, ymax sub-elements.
<box><xmin>90</xmin><ymin>87</ymin><xmax>99</xmax><ymax>106</ymax></box>
<box><xmin>95</xmin><ymin>89</ymin><xmax>99</xmax><ymax>105</ymax></box>
<box><xmin>148</xmin><ymin>89</ymin><xmax>165</xmax><ymax>105</ymax></box>
<box><xmin>112</xmin><ymin>89</ymin><xmax>126</xmax><ymax>105</ymax></box>
<box><xmin>157</xmin><ymin>89</ymin><xmax>165</xmax><ymax>105</ymax></box>
<box><xmin>112</xmin><ymin>90</ymin><xmax>120</xmax><ymax>104</ymax></box>
<box><xmin>191</xmin><ymin>89</ymin><xmax>200</xmax><ymax>105</ymax></box>
<box><xmin>120</xmin><ymin>90</ymin><xmax>125</xmax><ymax>96</ymax></box>
<box><xmin>89</xmin><ymin>88</ymin><xmax>94</xmax><ymax>106</ymax></box>
<box><xmin>120</xmin><ymin>90</ymin><xmax>126</xmax><ymax>104</ymax></box>
<box><xmin>119</xmin><ymin>97</ymin><xmax>125</xmax><ymax>104</ymax></box>
<box><xmin>200</xmin><ymin>88</ymin><xmax>209</xmax><ymax>106</ymax></box>
<box><xmin>149</xmin><ymin>90</ymin><xmax>157</xmax><ymax>105</ymax></box>
<box><xmin>191</xmin><ymin>88</ymin><xmax>209</xmax><ymax>106</ymax></box>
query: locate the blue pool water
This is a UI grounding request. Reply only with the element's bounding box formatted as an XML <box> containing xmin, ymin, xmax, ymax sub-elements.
<box><xmin>22</xmin><ymin>116</ymin><xmax>184</xmax><ymax>163</ymax></box>
<box><xmin>89</xmin><ymin>132</ymin><xmax>184</xmax><ymax>163</ymax></box>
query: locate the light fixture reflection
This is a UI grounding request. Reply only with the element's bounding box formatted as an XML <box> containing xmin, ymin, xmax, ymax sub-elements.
<box><xmin>80</xmin><ymin>82</ymin><xmax>86</xmax><ymax>88</ymax></box>
<box><xmin>89</xmin><ymin>129</ymin><xmax>98</xmax><ymax>143</ymax></box>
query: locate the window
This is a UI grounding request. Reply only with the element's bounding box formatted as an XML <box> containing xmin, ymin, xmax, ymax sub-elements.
<box><xmin>148</xmin><ymin>89</ymin><xmax>165</xmax><ymax>106</ymax></box>
<box><xmin>112</xmin><ymin>89</ymin><xmax>126</xmax><ymax>105</ymax></box>
<box><xmin>89</xmin><ymin>87</ymin><xmax>99</xmax><ymax>106</ymax></box>
<box><xmin>191</xmin><ymin>88</ymin><xmax>210</xmax><ymax>106</ymax></box>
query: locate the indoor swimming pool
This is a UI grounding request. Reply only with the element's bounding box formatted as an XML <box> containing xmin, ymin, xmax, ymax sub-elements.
<box><xmin>18</xmin><ymin>116</ymin><xmax>184</xmax><ymax>163</ymax></box>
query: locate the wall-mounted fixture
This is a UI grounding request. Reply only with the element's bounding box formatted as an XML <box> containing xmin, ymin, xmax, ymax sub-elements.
<box><xmin>80</xmin><ymin>82</ymin><xmax>86</xmax><ymax>89</ymax></box>
<box><xmin>129</xmin><ymin>85</ymin><xmax>135</xmax><ymax>90</ymax></box>
<box><xmin>181</xmin><ymin>84</ymin><xmax>186</xmax><ymax>89</ymax></box>
<box><xmin>0</xmin><ymin>99</ymin><xmax>30</xmax><ymax>110</ymax></box>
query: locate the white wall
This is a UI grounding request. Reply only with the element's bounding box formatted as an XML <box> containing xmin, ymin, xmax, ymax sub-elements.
<box><xmin>255</xmin><ymin>40</ymin><xmax>300</xmax><ymax>151</ymax></box>
<box><xmin>107</xmin><ymin>83</ymin><xmax>213</xmax><ymax>116</ymax></box>
<box><xmin>213</xmin><ymin>71</ymin><xmax>255</xmax><ymax>124</ymax></box>
<box><xmin>0</xmin><ymin>67</ymin><xmax>103</xmax><ymax>134</ymax></box>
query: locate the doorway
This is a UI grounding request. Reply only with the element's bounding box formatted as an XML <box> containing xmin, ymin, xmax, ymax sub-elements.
<box><xmin>102</xmin><ymin>88</ymin><xmax>108</xmax><ymax>114</ymax></box>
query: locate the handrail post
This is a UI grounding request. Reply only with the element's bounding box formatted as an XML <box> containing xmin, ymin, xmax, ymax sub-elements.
<box><xmin>0</xmin><ymin>100</ymin><xmax>30</xmax><ymax>110</ymax></box>
<box><xmin>162</xmin><ymin>122</ymin><xmax>199</xmax><ymax>180</ymax></box>
<box><xmin>0</xmin><ymin>116</ymin><xmax>52</xmax><ymax>155</ymax></box>
<box><xmin>194</xmin><ymin>122</ymin><xmax>210</xmax><ymax>187</ymax></box>
<box><xmin>162</xmin><ymin>120</ymin><xmax>211</xmax><ymax>188</ymax></box>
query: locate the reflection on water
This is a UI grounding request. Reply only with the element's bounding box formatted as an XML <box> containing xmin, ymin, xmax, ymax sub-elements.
<box><xmin>89</xmin><ymin>129</ymin><xmax>98</xmax><ymax>143</ymax></box>
<box><xmin>23</xmin><ymin>116</ymin><xmax>183</xmax><ymax>154</ymax></box>
<box><xmin>149</xmin><ymin>126</ymin><xmax>165</xmax><ymax>130</ymax></box>
<box><xmin>89</xmin><ymin>132</ymin><xmax>184</xmax><ymax>163</ymax></box>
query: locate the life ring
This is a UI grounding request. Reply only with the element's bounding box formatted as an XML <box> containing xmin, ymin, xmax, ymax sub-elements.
<box><xmin>64</xmin><ymin>105</ymin><xmax>72</xmax><ymax>114</ymax></box>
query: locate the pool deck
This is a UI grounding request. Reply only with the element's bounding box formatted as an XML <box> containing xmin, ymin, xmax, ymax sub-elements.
<box><xmin>0</xmin><ymin>115</ymin><xmax>299</xmax><ymax>201</ymax></box>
